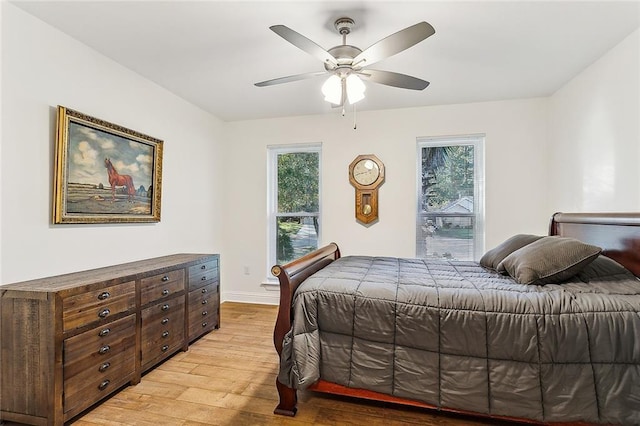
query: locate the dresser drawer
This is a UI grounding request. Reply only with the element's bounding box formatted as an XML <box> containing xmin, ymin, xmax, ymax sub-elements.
<box><xmin>64</xmin><ymin>314</ymin><xmax>136</xmax><ymax>376</ymax></box>
<box><xmin>141</xmin><ymin>334</ymin><xmax>185</xmax><ymax>371</ymax></box>
<box><xmin>141</xmin><ymin>300</ymin><xmax>185</xmax><ymax>369</ymax></box>
<box><xmin>63</xmin><ymin>315</ymin><xmax>136</xmax><ymax>418</ymax></box>
<box><xmin>141</xmin><ymin>315</ymin><xmax>185</xmax><ymax>355</ymax></box>
<box><xmin>141</xmin><ymin>300</ymin><xmax>185</xmax><ymax>341</ymax></box>
<box><xmin>188</xmin><ymin>259</ymin><xmax>219</xmax><ymax>291</ymax></box>
<box><xmin>140</xmin><ymin>269</ymin><xmax>185</xmax><ymax>306</ymax></box>
<box><xmin>64</xmin><ymin>353</ymin><xmax>135</xmax><ymax>419</ymax></box>
<box><xmin>63</xmin><ymin>281</ymin><xmax>136</xmax><ymax>331</ymax></box>
<box><xmin>141</xmin><ymin>294</ymin><xmax>185</xmax><ymax>324</ymax></box>
<box><xmin>188</xmin><ymin>282</ymin><xmax>218</xmax><ymax>310</ymax></box>
<box><xmin>64</xmin><ymin>336</ymin><xmax>135</xmax><ymax>384</ymax></box>
<box><xmin>188</xmin><ymin>282</ymin><xmax>219</xmax><ymax>340</ymax></box>
<box><xmin>188</xmin><ymin>307</ymin><xmax>218</xmax><ymax>340</ymax></box>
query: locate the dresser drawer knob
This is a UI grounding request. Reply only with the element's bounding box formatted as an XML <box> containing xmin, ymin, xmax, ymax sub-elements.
<box><xmin>202</xmin><ymin>322</ymin><xmax>207</xmax><ymax>328</ymax></box>
<box><xmin>162</xmin><ymin>345</ymin><xmax>169</xmax><ymax>352</ymax></box>
<box><xmin>162</xmin><ymin>289</ymin><xmax>170</xmax><ymax>296</ymax></box>
<box><xmin>162</xmin><ymin>275</ymin><xmax>169</xmax><ymax>282</ymax></box>
<box><xmin>97</xmin><ymin>291</ymin><xmax>110</xmax><ymax>300</ymax></box>
<box><xmin>162</xmin><ymin>331</ymin><xmax>170</xmax><ymax>338</ymax></box>
<box><xmin>98</xmin><ymin>309</ymin><xmax>110</xmax><ymax>318</ymax></box>
<box><xmin>98</xmin><ymin>328</ymin><xmax>111</xmax><ymax>337</ymax></box>
<box><xmin>161</xmin><ymin>304</ymin><xmax>170</xmax><ymax>311</ymax></box>
<box><xmin>201</xmin><ymin>288</ymin><xmax>208</xmax><ymax>294</ymax></box>
<box><xmin>98</xmin><ymin>345</ymin><xmax>110</xmax><ymax>355</ymax></box>
<box><xmin>201</xmin><ymin>265</ymin><xmax>206</xmax><ymax>270</ymax></box>
<box><xmin>202</xmin><ymin>300</ymin><xmax>208</xmax><ymax>305</ymax></box>
<box><xmin>202</xmin><ymin>310</ymin><xmax>208</xmax><ymax>316</ymax></box>
<box><xmin>98</xmin><ymin>380</ymin><xmax>110</xmax><ymax>391</ymax></box>
<box><xmin>201</xmin><ymin>276</ymin><xmax>207</xmax><ymax>281</ymax></box>
<box><xmin>161</xmin><ymin>318</ymin><xmax>169</xmax><ymax>325</ymax></box>
<box><xmin>99</xmin><ymin>362</ymin><xmax>111</xmax><ymax>372</ymax></box>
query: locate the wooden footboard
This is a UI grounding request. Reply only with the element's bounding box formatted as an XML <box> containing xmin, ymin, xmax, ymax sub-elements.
<box><xmin>270</xmin><ymin>242</ymin><xmax>341</xmax><ymax>415</ymax></box>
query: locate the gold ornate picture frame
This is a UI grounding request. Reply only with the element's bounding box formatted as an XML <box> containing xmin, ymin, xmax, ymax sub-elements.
<box><xmin>53</xmin><ymin>106</ymin><xmax>163</xmax><ymax>224</ymax></box>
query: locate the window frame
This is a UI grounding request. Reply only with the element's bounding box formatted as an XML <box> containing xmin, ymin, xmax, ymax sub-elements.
<box><xmin>266</xmin><ymin>143</ymin><xmax>322</xmax><ymax>282</ymax></box>
<box><xmin>415</xmin><ymin>134</ymin><xmax>485</xmax><ymax>260</ymax></box>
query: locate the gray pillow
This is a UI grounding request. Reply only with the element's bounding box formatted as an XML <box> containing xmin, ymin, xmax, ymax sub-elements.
<box><xmin>496</xmin><ymin>236</ymin><xmax>602</xmax><ymax>285</ymax></box>
<box><xmin>576</xmin><ymin>255</ymin><xmax>637</xmax><ymax>281</ymax></box>
<box><xmin>479</xmin><ymin>234</ymin><xmax>543</xmax><ymax>270</ymax></box>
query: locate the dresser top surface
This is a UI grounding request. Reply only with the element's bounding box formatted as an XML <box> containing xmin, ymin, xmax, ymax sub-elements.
<box><xmin>1</xmin><ymin>253</ymin><xmax>218</xmax><ymax>293</ymax></box>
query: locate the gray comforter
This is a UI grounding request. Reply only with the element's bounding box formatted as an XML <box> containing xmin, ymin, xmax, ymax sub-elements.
<box><xmin>278</xmin><ymin>256</ymin><xmax>640</xmax><ymax>424</ymax></box>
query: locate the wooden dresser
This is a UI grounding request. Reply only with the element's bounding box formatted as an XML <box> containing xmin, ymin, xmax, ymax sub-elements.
<box><xmin>0</xmin><ymin>253</ymin><xmax>219</xmax><ymax>426</ymax></box>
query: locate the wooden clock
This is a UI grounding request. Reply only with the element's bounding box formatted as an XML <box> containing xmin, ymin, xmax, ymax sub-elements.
<box><xmin>349</xmin><ymin>154</ymin><xmax>385</xmax><ymax>224</ymax></box>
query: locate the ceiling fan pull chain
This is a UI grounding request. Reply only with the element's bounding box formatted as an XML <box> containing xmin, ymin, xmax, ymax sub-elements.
<box><xmin>353</xmin><ymin>104</ymin><xmax>357</xmax><ymax>130</ymax></box>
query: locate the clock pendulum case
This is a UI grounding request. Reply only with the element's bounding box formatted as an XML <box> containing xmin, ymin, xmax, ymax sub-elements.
<box><xmin>348</xmin><ymin>154</ymin><xmax>385</xmax><ymax>224</ymax></box>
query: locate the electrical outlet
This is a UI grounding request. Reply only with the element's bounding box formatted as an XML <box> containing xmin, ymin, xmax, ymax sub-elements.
<box><xmin>243</xmin><ymin>266</ymin><xmax>250</xmax><ymax>275</ymax></box>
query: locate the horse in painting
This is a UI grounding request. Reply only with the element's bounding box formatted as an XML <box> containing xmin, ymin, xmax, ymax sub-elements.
<box><xmin>104</xmin><ymin>158</ymin><xmax>136</xmax><ymax>202</ymax></box>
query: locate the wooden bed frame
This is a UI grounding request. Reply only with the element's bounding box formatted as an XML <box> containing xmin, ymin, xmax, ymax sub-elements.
<box><xmin>270</xmin><ymin>212</ymin><xmax>640</xmax><ymax>423</ymax></box>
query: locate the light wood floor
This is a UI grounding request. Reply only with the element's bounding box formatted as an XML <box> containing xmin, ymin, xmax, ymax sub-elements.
<box><xmin>71</xmin><ymin>302</ymin><xmax>503</xmax><ymax>426</ymax></box>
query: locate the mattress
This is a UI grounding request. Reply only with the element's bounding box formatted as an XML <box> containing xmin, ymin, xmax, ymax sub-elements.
<box><xmin>278</xmin><ymin>255</ymin><xmax>640</xmax><ymax>424</ymax></box>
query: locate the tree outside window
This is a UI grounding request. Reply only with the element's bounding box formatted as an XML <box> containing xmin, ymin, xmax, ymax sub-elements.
<box><xmin>417</xmin><ymin>136</ymin><xmax>484</xmax><ymax>260</ymax></box>
<box><xmin>268</xmin><ymin>145</ymin><xmax>321</xmax><ymax>268</ymax></box>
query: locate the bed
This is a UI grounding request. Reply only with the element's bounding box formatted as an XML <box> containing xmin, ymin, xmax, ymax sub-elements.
<box><xmin>270</xmin><ymin>212</ymin><xmax>640</xmax><ymax>424</ymax></box>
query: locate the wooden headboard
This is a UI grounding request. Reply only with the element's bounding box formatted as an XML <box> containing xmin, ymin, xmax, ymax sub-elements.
<box><xmin>549</xmin><ymin>212</ymin><xmax>640</xmax><ymax>277</ymax></box>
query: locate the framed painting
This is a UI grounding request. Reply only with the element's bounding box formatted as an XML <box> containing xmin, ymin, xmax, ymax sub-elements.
<box><xmin>53</xmin><ymin>106</ymin><xmax>163</xmax><ymax>224</ymax></box>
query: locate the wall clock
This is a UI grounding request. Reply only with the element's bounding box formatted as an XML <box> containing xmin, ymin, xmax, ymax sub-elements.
<box><xmin>348</xmin><ymin>154</ymin><xmax>385</xmax><ymax>224</ymax></box>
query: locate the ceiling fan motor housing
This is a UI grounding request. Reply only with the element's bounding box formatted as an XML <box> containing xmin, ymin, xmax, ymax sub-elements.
<box><xmin>334</xmin><ymin>17</ymin><xmax>355</xmax><ymax>35</ymax></box>
<box><xmin>325</xmin><ymin>45</ymin><xmax>363</xmax><ymax>71</ymax></box>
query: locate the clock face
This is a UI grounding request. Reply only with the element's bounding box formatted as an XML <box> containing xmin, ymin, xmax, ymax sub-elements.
<box><xmin>353</xmin><ymin>158</ymin><xmax>380</xmax><ymax>186</ymax></box>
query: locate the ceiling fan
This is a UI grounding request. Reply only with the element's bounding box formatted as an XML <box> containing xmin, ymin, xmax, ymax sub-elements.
<box><xmin>255</xmin><ymin>17</ymin><xmax>435</xmax><ymax>107</ymax></box>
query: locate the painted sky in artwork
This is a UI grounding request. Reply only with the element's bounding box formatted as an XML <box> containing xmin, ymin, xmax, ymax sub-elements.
<box><xmin>67</xmin><ymin>122</ymin><xmax>155</xmax><ymax>190</ymax></box>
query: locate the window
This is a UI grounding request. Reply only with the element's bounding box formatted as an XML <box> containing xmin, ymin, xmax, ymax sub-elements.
<box><xmin>416</xmin><ymin>135</ymin><xmax>484</xmax><ymax>260</ymax></box>
<box><xmin>267</xmin><ymin>144</ymin><xmax>321</xmax><ymax>271</ymax></box>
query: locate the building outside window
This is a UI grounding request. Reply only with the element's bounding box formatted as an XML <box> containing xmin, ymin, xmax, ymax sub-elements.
<box><xmin>416</xmin><ymin>135</ymin><xmax>484</xmax><ymax>260</ymax></box>
<box><xmin>267</xmin><ymin>144</ymin><xmax>321</xmax><ymax>273</ymax></box>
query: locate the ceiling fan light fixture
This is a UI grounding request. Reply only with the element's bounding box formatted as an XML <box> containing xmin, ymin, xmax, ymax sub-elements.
<box><xmin>322</xmin><ymin>74</ymin><xmax>343</xmax><ymax>104</ymax></box>
<box><xmin>346</xmin><ymin>74</ymin><xmax>366</xmax><ymax>104</ymax></box>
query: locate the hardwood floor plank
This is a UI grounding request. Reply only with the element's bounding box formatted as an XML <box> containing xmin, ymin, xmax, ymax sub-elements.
<box><xmin>65</xmin><ymin>302</ymin><xmax>496</xmax><ymax>426</ymax></box>
<box><xmin>240</xmin><ymin>382</ymin><xmax>281</xmax><ymax>401</ymax></box>
<box><xmin>312</xmin><ymin>408</ymin><xmax>388</xmax><ymax>426</ymax></box>
<box><xmin>143</xmin><ymin>369</ymin><xmax>248</xmax><ymax>394</ymax></box>
<box><xmin>177</xmin><ymin>388</ymin><xmax>275</xmax><ymax>413</ymax></box>
<box><xmin>156</xmin><ymin>360</ymin><xmax>201</xmax><ymax>374</ymax></box>
<box><xmin>190</xmin><ymin>364</ymin><xmax>277</xmax><ymax>383</ymax></box>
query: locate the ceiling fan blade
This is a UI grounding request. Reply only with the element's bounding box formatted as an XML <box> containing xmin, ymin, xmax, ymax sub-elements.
<box><xmin>255</xmin><ymin>71</ymin><xmax>327</xmax><ymax>87</ymax></box>
<box><xmin>270</xmin><ymin>25</ymin><xmax>338</xmax><ymax>68</ymax></box>
<box><xmin>352</xmin><ymin>22</ymin><xmax>435</xmax><ymax>68</ymax></box>
<box><xmin>359</xmin><ymin>69</ymin><xmax>430</xmax><ymax>90</ymax></box>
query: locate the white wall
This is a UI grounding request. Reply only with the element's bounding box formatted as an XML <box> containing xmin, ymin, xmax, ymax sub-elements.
<box><xmin>0</xmin><ymin>3</ymin><xmax>224</xmax><ymax>284</ymax></box>
<box><xmin>548</xmin><ymin>29</ymin><xmax>640</xmax><ymax>212</ymax></box>
<box><xmin>221</xmin><ymin>27</ymin><xmax>640</xmax><ymax>305</ymax></box>
<box><xmin>0</xmin><ymin>2</ymin><xmax>4</xmax><ymax>283</ymax></box>
<box><xmin>2</xmin><ymin>3</ymin><xmax>637</xmax><ymax>306</ymax></box>
<box><xmin>222</xmin><ymin>98</ymin><xmax>550</xmax><ymax>303</ymax></box>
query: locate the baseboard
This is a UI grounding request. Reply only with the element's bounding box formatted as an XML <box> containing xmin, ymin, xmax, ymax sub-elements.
<box><xmin>221</xmin><ymin>290</ymin><xmax>279</xmax><ymax>305</ymax></box>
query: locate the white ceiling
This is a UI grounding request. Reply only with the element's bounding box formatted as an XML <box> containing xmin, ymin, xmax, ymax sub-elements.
<box><xmin>11</xmin><ymin>1</ymin><xmax>640</xmax><ymax>122</ymax></box>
